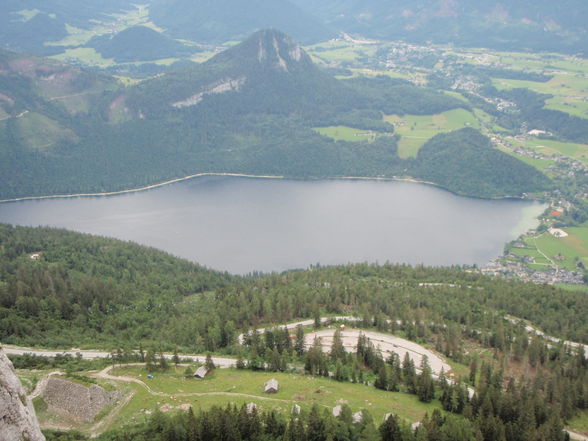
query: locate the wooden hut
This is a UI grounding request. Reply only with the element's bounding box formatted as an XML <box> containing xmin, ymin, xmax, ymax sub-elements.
<box><xmin>264</xmin><ymin>378</ymin><xmax>279</xmax><ymax>394</ymax></box>
<box><xmin>193</xmin><ymin>366</ymin><xmax>209</xmax><ymax>379</ymax></box>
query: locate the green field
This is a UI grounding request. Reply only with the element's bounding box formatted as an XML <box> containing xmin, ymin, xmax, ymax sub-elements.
<box><xmin>53</xmin><ymin>48</ymin><xmax>115</xmax><ymax>68</ymax></box>
<box><xmin>515</xmin><ymin>138</ymin><xmax>588</xmax><ymax>165</ymax></box>
<box><xmin>495</xmin><ymin>144</ymin><xmax>556</xmax><ymax>172</ymax></box>
<box><xmin>101</xmin><ymin>366</ymin><xmax>441</xmax><ymax>432</ymax></box>
<box><xmin>314</xmin><ymin>126</ymin><xmax>384</xmax><ymax>142</ymax></box>
<box><xmin>307</xmin><ymin>41</ymin><xmax>378</xmax><ymax>66</ymax></box>
<box><xmin>516</xmin><ymin>226</ymin><xmax>588</xmax><ymax>271</ymax></box>
<box><xmin>384</xmin><ymin>109</ymin><xmax>481</xmax><ymax>158</ymax></box>
<box><xmin>492</xmin><ymin>74</ymin><xmax>588</xmax><ymax>120</ymax></box>
<box><xmin>47</xmin><ymin>5</ymin><xmax>152</xmax><ymax>47</ymax></box>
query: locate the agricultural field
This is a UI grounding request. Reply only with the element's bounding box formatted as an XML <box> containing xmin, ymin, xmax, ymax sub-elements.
<box><xmin>510</xmin><ymin>224</ymin><xmax>588</xmax><ymax>272</ymax></box>
<box><xmin>492</xmin><ymin>74</ymin><xmax>588</xmax><ymax>120</ymax></box>
<box><xmin>313</xmin><ymin>126</ymin><xmax>384</xmax><ymax>142</ymax></box>
<box><xmin>494</xmin><ymin>144</ymin><xmax>556</xmax><ymax>172</ymax></box>
<box><xmin>306</xmin><ymin>41</ymin><xmax>378</xmax><ymax>66</ymax></box>
<box><xmin>46</xmin><ymin>4</ymin><xmax>154</xmax><ymax>48</ymax></box>
<box><xmin>508</xmin><ymin>137</ymin><xmax>588</xmax><ymax>165</ymax></box>
<box><xmin>93</xmin><ymin>366</ymin><xmax>440</xmax><ymax>433</ymax></box>
<box><xmin>53</xmin><ymin>48</ymin><xmax>115</xmax><ymax>68</ymax></box>
<box><xmin>384</xmin><ymin>109</ymin><xmax>481</xmax><ymax>158</ymax></box>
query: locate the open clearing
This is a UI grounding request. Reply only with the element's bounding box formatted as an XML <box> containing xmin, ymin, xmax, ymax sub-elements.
<box><xmin>384</xmin><ymin>108</ymin><xmax>481</xmax><ymax>158</ymax></box>
<box><xmin>97</xmin><ymin>366</ymin><xmax>440</xmax><ymax>432</ymax></box>
<box><xmin>314</xmin><ymin>125</ymin><xmax>389</xmax><ymax>142</ymax></box>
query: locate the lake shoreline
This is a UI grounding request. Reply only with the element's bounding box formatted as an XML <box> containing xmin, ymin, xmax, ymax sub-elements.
<box><xmin>0</xmin><ymin>172</ymin><xmax>528</xmax><ymax>204</ymax></box>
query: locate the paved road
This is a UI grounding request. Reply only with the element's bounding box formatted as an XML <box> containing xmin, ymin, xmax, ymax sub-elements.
<box><xmin>237</xmin><ymin>316</ymin><xmax>361</xmax><ymax>344</ymax></box>
<box><xmin>3</xmin><ymin>344</ymin><xmax>237</xmax><ymax>367</ymax></box>
<box><xmin>303</xmin><ymin>328</ymin><xmax>451</xmax><ymax>376</ymax></box>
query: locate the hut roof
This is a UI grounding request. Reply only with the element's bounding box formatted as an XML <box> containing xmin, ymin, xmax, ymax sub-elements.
<box><xmin>194</xmin><ymin>366</ymin><xmax>208</xmax><ymax>378</ymax></box>
<box><xmin>264</xmin><ymin>378</ymin><xmax>279</xmax><ymax>393</ymax></box>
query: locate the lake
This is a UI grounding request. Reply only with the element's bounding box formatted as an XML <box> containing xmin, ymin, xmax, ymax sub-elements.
<box><xmin>0</xmin><ymin>176</ymin><xmax>544</xmax><ymax>274</ymax></box>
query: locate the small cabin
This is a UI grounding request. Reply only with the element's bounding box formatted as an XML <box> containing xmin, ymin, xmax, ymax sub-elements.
<box><xmin>292</xmin><ymin>404</ymin><xmax>301</xmax><ymax>415</ymax></box>
<box><xmin>332</xmin><ymin>405</ymin><xmax>342</xmax><ymax>417</ymax></box>
<box><xmin>193</xmin><ymin>366</ymin><xmax>209</xmax><ymax>379</ymax></box>
<box><xmin>353</xmin><ymin>411</ymin><xmax>363</xmax><ymax>423</ymax></box>
<box><xmin>246</xmin><ymin>402</ymin><xmax>258</xmax><ymax>413</ymax></box>
<box><xmin>264</xmin><ymin>378</ymin><xmax>279</xmax><ymax>394</ymax></box>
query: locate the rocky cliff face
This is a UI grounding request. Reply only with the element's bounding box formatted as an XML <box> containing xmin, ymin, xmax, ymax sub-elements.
<box><xmin>0</xmin><ymin>348</ymin><xmax>45</xmax><ymax>441</ymax></box>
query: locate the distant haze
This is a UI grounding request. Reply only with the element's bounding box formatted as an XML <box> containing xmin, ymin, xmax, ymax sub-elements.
<box><xmin>0</xmin><ymin>177</ymin><xmax>543</xmax><ymax>274</ymax></box>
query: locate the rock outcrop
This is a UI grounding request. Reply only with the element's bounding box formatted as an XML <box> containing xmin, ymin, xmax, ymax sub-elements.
<box><xmin>0</xmin><ymin>348</ymin><xmax>45</xmax><ymax>441</ymax></box>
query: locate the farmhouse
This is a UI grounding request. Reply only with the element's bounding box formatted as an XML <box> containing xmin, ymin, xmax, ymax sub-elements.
<box><xmin>193</xmin><ymin>366</ymin><xmax>209</xmax><ymax>379</ymax></box>
<box><xmin>264</xmin><ymin>378</ymin><xmax>279</xmax><ymax>393</ymax></box>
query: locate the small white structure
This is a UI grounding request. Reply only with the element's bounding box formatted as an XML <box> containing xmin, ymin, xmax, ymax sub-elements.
<box><xmin>548</xmin><ymin>227</ymin><xmax>568</xmax><ymax>238</ymax></box>
<box><xmin>193</xmin><ymin>366</ymin><xmax>209</xmax><ymax>379</ymax></box>
<box><xmin>353</xmin><ymin>411</ymin><xmax>363</xmax><ymax>423</ymax></box>
<box><xmin>292</xmin><ymin>404</ymin><xmax>301</xmax><ymax>415</ymax></box>
<box><xmin>264</xmin><ymin>378</ymin><xmax>279</xmax><ymax>394</ymax></box>
<box><xmin>332</xmin><ymin>405</ymin><xmax>342</xmax><ymax>417</ymax></box>
<box><xmin>246</xmin><ymin>403</ymin><xmax>258</xmax><ymax>413</ymax></box>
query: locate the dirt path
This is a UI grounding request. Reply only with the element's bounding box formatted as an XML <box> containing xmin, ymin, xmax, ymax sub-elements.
<box><xmin>568</xmin><ymin>429</ymin><xmax>588</xmax><ymax>441</ymax></box>
<box><xmin>28</xmin><ymin>370</ymin><xmax>65</xmax><ymax>400</ymax></box>
<box><xmin>94</xmin><ymin>364</ymin><xmax>292</xmax><ymax>403</ymax></box>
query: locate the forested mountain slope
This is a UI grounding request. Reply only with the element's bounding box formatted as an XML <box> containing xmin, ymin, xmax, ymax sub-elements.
<box><xmin>149</xmin><ymin>0</ymin><xmax>335</xmax><ymax>45</ymax></box>
<box><xmin>291</xmin><ymin>0</ymin><xmax>588</xmax><ymax>55</ymax></box>
<box><xmin>0</xmin><ymin>31</ymin><xmax>551</xmax><ymax>200</ymax></box>
<box><xmin>1</xmin><ymin>224</ymin><xmax>587</xmax><ymax>350</ymax></box>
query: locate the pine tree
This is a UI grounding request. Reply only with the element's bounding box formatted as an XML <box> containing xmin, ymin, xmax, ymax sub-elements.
<box><xmin>295</xmin><ymin>324</ymin><xmax>305</xmax><ymax>357</ymax></box>
<box><xmin>375</xmin><ymin>366</ymin><xmax>388</xmax><ymax>390</ymax></box>
<box><xmin>331</xmin><ymin>328</ymin><xmax>346</xmax><ymax>361</ymax></box>
<box><xmin>205</xmin><ymin>353</ymin><xmax>215</xmax><ymax>371</ymax></box>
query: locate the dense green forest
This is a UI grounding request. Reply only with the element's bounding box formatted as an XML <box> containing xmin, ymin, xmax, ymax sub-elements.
<box><xmin>0</xmin><ymin>31</ymin><xmax>552</xmax><ymax>200</ymax></box>
<box><xmin>413</xmin><ymin>129</ymin><xmax>551</xmax><ymax>197</ymax></box>
<box><xmin>4</xmin><ymin>226</ymin><xmax>585</xmax><ymax>441</ymax></box>
<box><xmin>86</xmin><ymin>26</ymin><xmax>194</xmax><ymax>63</ymax></box>
<box><xmin>1</xmin><ymin>224</ymin><xmax>587</xmax><ymax>349</ymax></box>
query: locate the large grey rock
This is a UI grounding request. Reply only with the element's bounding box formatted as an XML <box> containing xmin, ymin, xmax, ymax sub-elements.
<box><xmin>0</xmin><ymin>348</ymin><xmax>45</xmax><ymax>441</ymax></box>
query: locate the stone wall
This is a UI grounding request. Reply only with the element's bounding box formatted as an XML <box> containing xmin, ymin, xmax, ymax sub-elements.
<box><xmin>41</xmin><ymin>376</ymin><xmax>120</xmax><ymax>422</ymax></box>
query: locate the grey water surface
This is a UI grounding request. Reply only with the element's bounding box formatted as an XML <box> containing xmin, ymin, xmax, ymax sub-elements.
<box><xmin>0</xmin><ymin>177</ymin><xmax>543</xmax><ymax>274</ymax></box>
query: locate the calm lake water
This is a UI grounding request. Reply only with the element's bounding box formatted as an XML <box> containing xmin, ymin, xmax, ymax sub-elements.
<box><xmin>0</xmin><ymin>177</ymin><xmax>544</xmax><ymax>274</ymax></box>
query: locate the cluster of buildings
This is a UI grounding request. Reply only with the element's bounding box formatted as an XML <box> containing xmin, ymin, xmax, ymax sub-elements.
<box><xmin>481</xmin><ymin>260</ymin><xmax>585</xmax><ymax>285</ymax></box>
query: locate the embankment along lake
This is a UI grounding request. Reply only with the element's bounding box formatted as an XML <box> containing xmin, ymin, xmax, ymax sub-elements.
<box><xmin>0</xmin><ymin>177</ymin><xmax>544</xmax><ymax>274</ymax></box>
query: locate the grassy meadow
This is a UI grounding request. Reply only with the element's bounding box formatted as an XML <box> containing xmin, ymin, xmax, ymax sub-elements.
<box><xmin>100</xmin><ymin>366</ymin><xmax>441</xmax><ymax>432</ymax></box>
<box><xmin>384</xmin><ymin>108</ymin><xmax>481</xmax><ymax>158</ymax></box>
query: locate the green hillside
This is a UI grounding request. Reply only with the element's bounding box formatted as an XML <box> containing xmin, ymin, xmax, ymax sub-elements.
<box><xmin>3</xmin><ymin>225</ymin><xmax>587</xmax><ymax>441</ymax></box>
<box><xmin>0</xmin><ymin>31</ymin><xmax>552</xmax><ymax>200</ymax></box>
<box><xmin>87</xmin><ymin>26</ymin><xmax>194</xmax><ymax>62</ymax></box>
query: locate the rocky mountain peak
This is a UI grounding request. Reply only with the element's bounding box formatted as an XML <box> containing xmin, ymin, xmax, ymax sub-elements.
<box><xmin>216</xmin><ymin>28</ymin><xmax>314</xmax><ymax>73</ymax></box>
<box><xmin>0</xmin><ymin>348</ymin><xmax>45</xmax><ymax>441</ymax></box>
